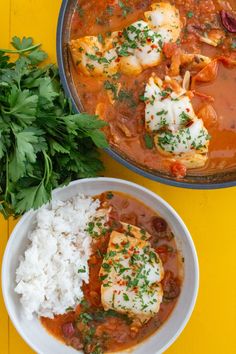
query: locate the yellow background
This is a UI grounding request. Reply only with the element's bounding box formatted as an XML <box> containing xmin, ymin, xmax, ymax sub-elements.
<box><xmin>0</xmin><ymin>0</ymin><xmax>236</xmax><ymax>353</ymax></box>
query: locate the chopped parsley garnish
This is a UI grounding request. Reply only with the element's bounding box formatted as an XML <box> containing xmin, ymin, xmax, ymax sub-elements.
<box><xmin>89</xmin><ymin>309</ymin><xmax>132</xmax><ymax>324</ymax></box>
<box><xmin>144</xmin><ymin>133</ymin><xmax>154</xmax><ymax>149</ymax></box>
<box><xmin>105</xmin><ymin>250</ymin><xmax>117</xmax><ymax>258</ymax></box>
<box><xmin>103</xmin><ymin>282</ymin><xmax>112</xmax><ymax>288</ymax></box>
<box><xmin>139</xmin><ymin>95</ymin><xmax>148</xmax><ymax>102</ymax></box>
<box><xmin>86</xmin><ymin>53</ymin><xmax>111</xmax><ymax>64</ymax></box>
<box><xmin>123</xmin><ymin>293</ymin><xmax>129</xmax><ymax>301</ymax></box>
<box><xmin>180</xmin><ymin>111</ymin><xmax>191</xmax><ymax>125</ymax></box>
<box><xmin>187</xmin><ymin>11</ymin><xmax>194</xmax><ymax>18</ymax></box>
<box><xmin>158</xmin><ymin>38</ymin><xmax>163</xmax><ymax>49</ymax></box>
<box><xmin>102</xmin><ymin>263</ymin><xmax>111</xmax><ymax>271</ymax></box>
<box><xmin>140</xmin><ymin>229</ymin><xmax>146</xmax><ymax>237</ymax></box>
<box><xmin>87</xmin><ymin>221</ymin><xmax>95</xmax><ymax>234</ymax></box>
<box><xmin>158</xmin><ymin>131</ymin><xmax>177</xmax><ymax>151</ymax></box>
<box><xmin>159</xmin><ymin>87</ymin><xmax>172</xmax><ymax>98</ymax></box>
<box><xmin>86</xmin><ymin>63</ymin><xmax>95</xmax><ymax>71</ymax></box>
<box><xmin>156</xmin><ymin>109</ymin><xmax>168</xmax><ymax>116</ymax></box>
<box><xmin>66</xmin><ymin>306</ymin><xmax>74</xmax><ymax>312</ymax></box>
<box><xmin>80</xmin><ymin>312</ymin><xmax>93</xmax><ymax>324</ymax></box>
<box><xmin>141</xmin><ymin>304</ymin><xmax>148</xmax><ymax>310</ymax></box>
<box><xmin>101</xmin><ymin>228</ymin><xmax>108</xmax><ymax>235</ymax></box>
<box><xmin>106</xmin><ymin>5</ymin><xmax>114</xmax><ymax>15</ymax></box>
<box><xmin>127</xmin><ymin>265</ymin><xmax>144</xmax><ymax>288</ymax></box>
<box><xmin>118</xmin><ymin>89</ymin><xmax>136</xmax><ymax>108</ymax></box>
<box><xmin>111</xmin><ymin>72</ymin><xmax>121</xmax><ymax>80</ymax></box>
<box><xmin>118</xmin><ymin>0</ymin><xmax>132</xmax><ymax>18</ymax></box>
<box><xmin>117</xmin><ymin>46</ymin><xmax>130</xmax><ymax>57</ymax></box>
<box><xmin>76</xmin><ymin>4</ymin><xmax>84</xmax><ymax>18</ymax></box>
<box><xmin>118</xmin><ymin>267</ymin><xmax>129</xmax><ymax>275</ymax></box>
<box><xmin>106</xmin><ymin>191</ymin><xmax>114</xmax><ymax>199</ymax></box>
<box><xmin>86</xmin><ymin>221</ymin><xmax>104</xmax><ymax>239</ymax></box>
<box><xmin>159</xmin><ymin>116</ymin><xmax>168</xmax><ymax>128</ymax></box>
<box><xmin>80</xmin><ymin>299</ymin><xmax>90</xmax><ymax>310</ymax></box>
<box><xmin>149</xmin><ymin>251</ymin><xmax>157</xmax><ymax>263</ymax></box>
<box><xmin>104</xmin><ymin>80</ymin><xmax>118</xmax><ymax>99</ymax></box>
<box><xmin>78</xmin><ymin>266</ymin><xmax>86</xmax><ymax>273</ymax></box>
<box><xmin>97</xmin><ymin>34</ymin><xmax>104</xmax><ymax>44</ymax></box>
<box><xmin>104</xmin><ymin>81</ymin><xmax>136</xmax><ymax>107</ymax></box>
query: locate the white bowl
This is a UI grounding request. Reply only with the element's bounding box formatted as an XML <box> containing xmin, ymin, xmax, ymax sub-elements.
<box><xmin>2</xmin><ymin>177</ymin><xmax>199</xmax><ymax>354</ymax></box>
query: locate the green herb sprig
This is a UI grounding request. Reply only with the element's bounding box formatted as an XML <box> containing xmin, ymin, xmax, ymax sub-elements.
<box><xmin>0</xmin><ymin>37</ymin><xmax>108</xmax><ymax>218</ymax></box>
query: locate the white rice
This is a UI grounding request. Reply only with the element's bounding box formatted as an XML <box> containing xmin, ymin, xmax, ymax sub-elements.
<box><xmin>15</xmin><ymin>194</ymin><xmax>107</xmax><ymax>320</ymax></box>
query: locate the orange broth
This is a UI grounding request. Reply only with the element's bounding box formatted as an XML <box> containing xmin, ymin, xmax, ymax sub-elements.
<box><xmin>69</xmin><ymin>0</ymin><xmax>236</xmax><ymax>176</ymax></box>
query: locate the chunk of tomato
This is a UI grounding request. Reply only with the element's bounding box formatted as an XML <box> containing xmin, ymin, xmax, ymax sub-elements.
<box><xmin>170</xmin><ymin>162</ymin><xmax>187</xmax><ymax>178</ymax></box>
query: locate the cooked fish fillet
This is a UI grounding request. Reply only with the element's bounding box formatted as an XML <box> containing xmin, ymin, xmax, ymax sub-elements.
<box><xmin>118</xmin><ymin>20</ymin><xmax>162</xmax><ymax>75</ymax></box>
<box><xmin>70</xmin><ymin>2</ymin><xmax>181</xmax><ymax>77</ymax></box>
<box><xmin>70</xmin><ymin>36</ymin><xmax>118</xmax><ymax>77</ymax></box>
<box><xmin>144</xmin><ymin>2</ymin><xmax>181</xmax><ymax>42</ymax></box>
<box><xmin>155</xmin><ymin>119</ymin><xmax>209</xmax><ymax>154</ymax></box>
<box><xmin>144</xmin><ymin>76</ymin><xmax>210</xmax><ymax>168</ymax></box>
<box><xmin>145</xmin><ymin>77</ymin><xmax>195</xmax><ymax>133</ymax></box>
<box><xmin>100</xmin><ymin>230</ymin><xmax>164</xmax><ymax>323</ymax></box>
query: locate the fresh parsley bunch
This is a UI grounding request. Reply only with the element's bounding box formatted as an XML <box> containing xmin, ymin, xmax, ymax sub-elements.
<box><xmin>0</xmin><ymin>37</ymin><xmax>108</xmax><ymax>218</ymax></box>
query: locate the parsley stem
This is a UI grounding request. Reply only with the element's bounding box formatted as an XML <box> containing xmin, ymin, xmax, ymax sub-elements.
<box><xmin>4</xmin><ymin>153</ymin><xmax>9</xmax><ymax>200</ymax></box>
<box><xmin>42</xmin><ymin>151</ymin><xmax>52</xmax><ymax>186</ymax></box>
<box><xmin>0</xmin><ymin>43</ymin><xmax>41</xmax><ymax>54</ymax></box>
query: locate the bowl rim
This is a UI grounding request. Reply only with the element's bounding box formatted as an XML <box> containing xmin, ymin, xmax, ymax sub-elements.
<box><xmin>2</xmin><ymin>177</ymin><xmax>199</xmax><ymax>354</ymax></box>
<box><xmin>56</xmin><ymin>0</ymin><xmax>236</xmax><ymax>190</ymax></box>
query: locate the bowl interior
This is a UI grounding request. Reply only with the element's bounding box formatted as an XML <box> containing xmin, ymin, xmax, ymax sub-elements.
<box><xmin>56</xmin><ymin>0</ymin><xmax>236</xmax><ymax>189</ymax></box>
<box><xmin>2</xmin><ymin>178</ymin><xmax>199</xmax><ymax>354</ymax></box>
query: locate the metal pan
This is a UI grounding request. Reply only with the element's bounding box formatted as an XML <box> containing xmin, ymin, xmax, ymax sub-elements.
<box><xmin>56</xmin><ymin>0</ymin><xmax>236</xmax><ymax>189</ymax></box>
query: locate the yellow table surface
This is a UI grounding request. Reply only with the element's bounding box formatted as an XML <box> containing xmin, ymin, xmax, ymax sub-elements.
<box><xmin>0</xmin><ymin>1</ymin><xmax>236</xmax><ymax>353</ymax></box>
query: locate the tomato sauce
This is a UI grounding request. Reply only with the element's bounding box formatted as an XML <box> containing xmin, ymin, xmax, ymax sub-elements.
<box><xmin>69</xmin><ymin>0</ymin><xmax>236</xmax><ymax>176</ymax></box>
<box><xmin>41</xmin><ymin>191</ymin><xmax>183</xmax><ymax>353</ymax></box>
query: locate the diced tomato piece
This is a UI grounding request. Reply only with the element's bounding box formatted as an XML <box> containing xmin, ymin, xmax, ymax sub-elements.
<box><xmin>170</xmin><ymin>162</ymin><xmax>187</xmax><ymax>178</ymax></box>
<box><xmin>156</xmin><ymin>246</ymin><xmax>168</xmax><ymax>254</ymax></box>
<box><xmin>218</xmin><ymin>55</ymin><xmax>236</xmax><ymax>68</ymax></box>
<box><xmin>163</xmin><ymin>42</ymin><xmax>178</xmax><ymax>58</ymax></box>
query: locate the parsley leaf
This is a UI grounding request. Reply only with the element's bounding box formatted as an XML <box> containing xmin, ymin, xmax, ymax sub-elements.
<box><xmin>123</xmin><ymin>293</ymin><xmax>129</xmax><ymax>301</ymax></box>
<box><xmin>118</xmin><ymin>0</ymin><xmax>132</xmax><ymax>18</ymax></box>
<box><xmin>187</xmin><ymin>11</ymin><xmax>194</xmax><ymax>19</ymax></box>
<box><xmin>144</xmin><ymin>133</ymin><xmax>154</xmax><ymax>149</ymax></box>
<box><xmin>9</xmin><ymin>128</ymin><xmax>44</xmax><ymax>182</ymax></box>
<box><xmin>7</xmin><ymin>86</ymin><xmax>38</xmax><ymax>122</ymax></box>
<box><xmin>97</xmin><ymin>34</ymin><xmax>104</xmax><ymax>44</ymax></box>
<box><xmin>15</xmin><ymin>182</ymin><xmax>50</xmax><ymax>215</ymax></box>
<box><xmin>11</xmin><ymin>36</ymin><xmax>34</xmax><ymax>51</ymax></box>
<box><xmin>5</xmin><ymin>36</ymin><xmax>48</xmax><ymax>65</ymax></box>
